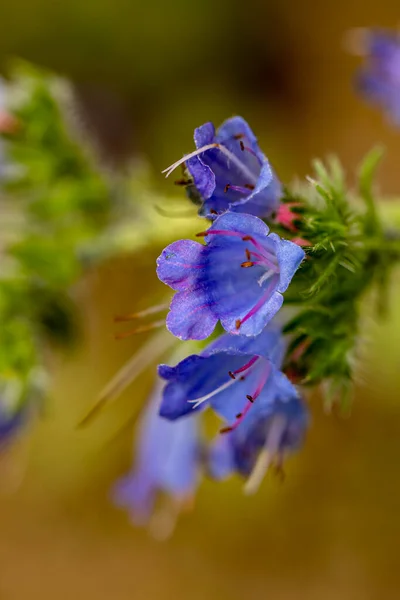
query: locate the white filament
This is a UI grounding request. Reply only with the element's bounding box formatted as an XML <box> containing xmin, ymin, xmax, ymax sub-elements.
<box><xmin>188</xmin><ymin>377</ymin><xmax>238</xmax><ymax>410</ymax></box>
<box><xmin>243</xmin><ymin>415</ymin><xmax>287</xmax><ymax>495</ymax></box>
<box><xmin>162</xmin><ymin>143</ymin><xmax>258</xmax><ymax>186</ymax></box>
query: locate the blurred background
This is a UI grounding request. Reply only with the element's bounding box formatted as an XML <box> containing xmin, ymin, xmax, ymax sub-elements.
<box><xmin>0</xmin><ymin>0</ymin><xmax>400</xmax><ymax>598</ymax></box>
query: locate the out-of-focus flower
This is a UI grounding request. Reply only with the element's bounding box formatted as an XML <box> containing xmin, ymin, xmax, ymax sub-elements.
<box><xmin>162</xmin><ymin>116</ymin><xmax>282</xmax><ymax>219</ymax></box>
<box><xmin>157</xmin><ymin>212</ymin><xmax>305</xmax><ymax>340</ymax></box>
<box><xmin>112</xmin><ymin>380</ymin><xmax>201</xmax><ymax>537</ymax></box>
<box><xmin>158</xmin><ymin>324</ymin><xmax>285</xmax><ymax>429</ymax></box>
<box><xmin>0</xmin><ymin>404</ymin><xmax>24</xmax><ymax>448</ymax></box>
<box><xmin>355</xmin><ymin>29</ymin><xmax>400</xmax><ymax>124</ymax></box>
<box><xmin>209</xmin><ymin>378</ymin><xmax>309</xmax><ymax>494</ymax></box>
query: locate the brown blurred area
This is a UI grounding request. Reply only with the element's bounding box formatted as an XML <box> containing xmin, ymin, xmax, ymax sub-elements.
<box><xmin>1</xmin><ymin>1</ymin><xmax>400</xmax><ymax>598</ymax></box>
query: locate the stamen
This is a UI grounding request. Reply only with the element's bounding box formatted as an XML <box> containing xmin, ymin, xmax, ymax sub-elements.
<box><xmin>162</xmin><ymin>143</ymin><xmax>220</xmax><ymax>178</ymax></box>
<box><xmin>231</xmin><ymin>356</ymin><xmax>259</xmax><ymax>376</ymax></box>
<box><xmin>243</xmin><ymin>450</ymin><xmax>272</xmax><ymax>495</ymax></box>
<box><xmin>220</xmin><ymin>426</ymin><xmax>233</xmax><ymax>434</ymax></box>
<box><xmin>258</xmin><ymin>270</ymin><xmax>276</xmax><ymax>286</ymax></box>
<box><xmin>114</xmin><ymin>303</ymin><xmax>169</xmax><ymax>323</ymax></box>
<box><xmin>187</xmin><ymin>377</ymin><xmax>238</xmax><ymax>409</ymax></box>
<box><xmin>162</xmin><ymin>143</ymin><xmax>258</xmax><ymax>185</ymax></box>
<box><xmin>114</xmin><ymin>319</ymin><xmax>165</xmax><ymax>339</ymax></box>
<box><xmin>241</xmin><ymin>145</ymin><xmax>260</xmax><ymax>162</ymax></box>
<box><xmin>250</xmin><ymin>363</ymin><xmax>271</xmax><ymax>402</ymax></box>
<box><xmin>196</xmin><ymin>229</ymin><xmax>250</xmax><ymax>240</ymax></box>
<box><xmin>195</xmin><ymin>229</ymin><xmax>278</xmax><ymax>276</ymax></box>
<box><xmin>242</xmin><ymin>235</ymin><xmax>269</xmax><ymax>255</ymax></box>
<box><xmin>224</xmin><ymin>184</ymin><xmax>254</xmax><ymax>195</ymax></box>
<box><xmin>243</xmin><ymin>415</ymin><xmax>287</xmax><ymax>495</ymax></box>
<box><xmin>236</xmin><ymin>279</ymin><xmax>277</xmax><ymax>330</ymax></box>
<box><xmin>222</xmin><ymin>362</ymin><xmax>271</xmax><ymax>435</ymax></box>
<box><xmin>248</xmin><ymin>249</ymin><xmax>279</xmax><ymax>272</ymax></box>
<box><xmin>189</xmin><ymin>355</ymin><xmax>260</xmax><ymax>410</ymax></box>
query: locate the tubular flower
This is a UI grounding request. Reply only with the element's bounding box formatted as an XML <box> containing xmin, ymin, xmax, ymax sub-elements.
<box><xmin>162</xmin><ymin>116</ymin><xmax>282</xmax><ymax>219</ymax></box>
<box><xmin>356</xmin><ymin>29</ymin><xmax>400</xmax><ymax>124</ymax></box>
<box><xmin>158</xmin><ymin>323</ymin><xmax>286</xmax><ymax>431</ymax></box>
<box><xmin>112</xmin><ymin>380</ymin><xmax>201</xmax><ymax>535</ymax></box>
<box><xmin>208</xmin><ymin>377</ymin><xmax>309</xmax><ymax>493</ymax></box>
<box><xmin>156</xmin><ymin>212</ymin><xmax>305</xmax><ymax>340</ymax></box>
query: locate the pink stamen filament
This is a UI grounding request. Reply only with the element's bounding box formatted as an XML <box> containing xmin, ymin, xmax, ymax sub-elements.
<box><xmin>231</xmin><ymin>356</ymin><xmax>259</xmax><ymax>377</ymax></box>
<box><xmin>241</xmin><ymin>144</ymin><xmax>261</xmax><ymax>163</ymax></box>
<box><xmin>162</xmin><ymin>143</ymin><xmax>258</xmax><ymax>185</ymax></box>
<box><xmin>225</xmin><ymin>362</ymin><xmax>271</xmax><ymax>433</ymax></box>
<box><xmin>237</xmin><ymin>278</ymin><xmax>277</xmax><ymax>329</ymax></box>
<box><xmin>224</xmin><ymin>184</ymin><xmax>253</xmax><ymax>195</ymax></box>
<box><xmin>248</xmin><ymin>249</ymin><xmax>278</xmax><ymax>270</ymax></box>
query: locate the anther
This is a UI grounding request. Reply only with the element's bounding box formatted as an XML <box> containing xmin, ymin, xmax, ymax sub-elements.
<box><xmin>228</xmin><ymin>371</ymin><xmax>236</xmax><ymax>380</ymax></box>
<box><xmin>242</xmin><ymin>235</ymin><xmax>252</xmax><ymax>241</ymax></box>
<box><xmin>244</xmin><ymin>184</ymin><xmax>255</xmax><ymax>190</ymax></box>
<box><xmin>220</xmin><ymin>426</ymin><xmax>233</xmax><ymax>434</ymax></box>
<box><xmin>224</xmin><ymin>184</ymin><xmax>231</xmax><ymax>193</ymax></box>
<box><xmin>210</xmin><ymin>209</ymin><xmax>218</xmax><ymax>215</ymax></box>
<box><xmin>233</xmin><ymin>134</ymin><xmax>245</xmax><ymax>140</ymax></box>
<box><xmin>241</xmin><ymin>261</ymin><xmax>254</xmax><ymax>268</ymax></box>
<box><xmin>245</xmin><ymin>248</ymin><xmax>251</xmax><ymax>260</ymax></box>
<box><xmin>236</xmin><ymin>413</ymin><xmax>242</xmax><ymax>419</ymax></box>
<box><xmin>235</xmin><ymin>319</ymin><xmax>241</xmax><ymax>330</ymax></box>
<box><xmin>240</xmin><ymin>376</ymin><xmax>246</xmax><ymax>381</ymax></box>
<box><xmin>240</xmin><ymin>141</ymin><xmax>245</xmax><ymax>151</ymax></box>
<box><xmin>246</xmin><ymin>395</ymin><xmax>254</xmax><ymax>403</ymax></box>
<box><xmin>195</xmin><ymin>231</ymin><xmax>208</xmax><ymax>237</ymax></box>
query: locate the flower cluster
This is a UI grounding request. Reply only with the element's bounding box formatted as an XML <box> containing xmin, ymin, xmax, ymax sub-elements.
<box><xmin>114</xmin><ymin>117</ymin><xmax>311</xmax><ymax>534</ymax></box>
<box><xmin>113</xmin><ymin>105</ymin><xmax>400</xmax><ymax>534</ymax></box>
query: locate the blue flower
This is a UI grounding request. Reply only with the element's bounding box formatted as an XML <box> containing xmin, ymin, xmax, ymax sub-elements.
<box><xmin>208</xmin><ymin>377</ymin><xmax>309</xmax><ymax>493</ymax></box>
<box><xmin>157</xmin><ymin>212</ymin><xmax>305</xmax><ymax>340</ymax></box>
<box><xmin>112</xmin><ymin>379</ymin><xmax>201</xmax><ymax>533</ymax></box>
<box><xmin>158</xmin><ymin>323</ymin><xmax>286</xmax><ymax>428</ymax></box>
<box><xmin>162</xmin><ymin>116</ymin><xmax>282</xmax><ymax>219</ymax></box>
<box><xmin>356</xmin><ymin>29</ymin><xmax>400</xmax><ymax>124</ymax></box>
